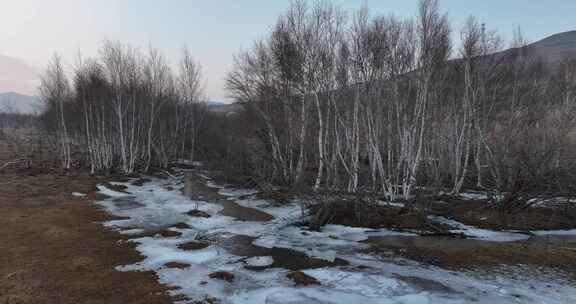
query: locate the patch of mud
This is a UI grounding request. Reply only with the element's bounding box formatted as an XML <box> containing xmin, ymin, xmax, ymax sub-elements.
<box><xmin>286</xmin><ymin>271</ymin><xmax>321</xmax><ymax>286</ymax></box>
<box><xmin>178</xmin><ymin>241</ymin><xmax>210</xmax><ymax>251</ymax></box>
<box><xmin>365</xmin><ymin>235</ymin><xmax>495</xmax><ymax>250</ymax></box>
<box><xmin>157</xmin><ymin>229</ymin><xmax>182</xmax><ymax>238</ymax></box>
<box><xmin>219</xmin><ymin>201</ymin><xmax>274</xmax><ymax>222</ymax></box>
<box><xmin>309</xmin><ymin>199</ymin><xmax>441</xmax><ymax>233</ymax></box>
<box><xmin>172</xmin><ymin>222</ymin><xmax>191</xmax><ymax>229</ymax></box>
<box><xmin>365</xmin><ymin>234</ymin><xmax>576</xmax><ymax>270</ymax></box>
<box><xmin>524</xmin><ymin>234</ymin><xmax>576</xmax><ymax>248</ymax></box>
<box><xmin>187</xmin><ymin>209</ymin><xmax>211</xmax><ymax>218</ymax></box>
<box><xmin>208</xmin><ymin>271</ymin><xmax>235</xmax><ymax>283</ymax></box>
<box><xmin>164</xmin><ymin>262</ymin><xmax>191</xmax><ymax>269</ymax></box>
<box><xmin>218</xmin><ymin>235</ymin><xmax>349</xmax><ymax>271</ymax></box>
<box><xmin>434</xmin><ymin>196</ymin><xmax>576</xmax><ymax>231</ymax></box>
<box><xmin>183</xmin><ymin>174</ymin><xmax>274</xmax><ymax>222</ymax></box>
<box><xmin>111</xmin><ymin>197</ymin><xmax>146</xmax><ymax>210</ymax></box>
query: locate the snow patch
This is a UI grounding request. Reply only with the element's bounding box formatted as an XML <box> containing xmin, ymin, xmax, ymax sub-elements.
<box><xmin>96</xmin><ymin>185</ymin><xmax>130</xmax><ymax>197</ymax></box>
<box><xmin>245</xmin><ymin>256</ymin><xmax>274</xmax><ymax>267</ymax></box>
<box><xmin>431</xmin><ymin>216</ymin><xmax>529</xmax><ymax>242</ymax></box>
<box><xmin>532</xmin><ymin>229</ymin><xmax>576</xmax><ymax>236</ymax></box>
<box><xmin>218</xmin><ymin>188</ymin><xmax>259</xmax><ymax>197</ymax></box>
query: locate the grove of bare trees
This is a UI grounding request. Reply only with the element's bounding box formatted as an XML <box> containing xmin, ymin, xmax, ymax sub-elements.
<box><xmin>36</xmin><ymin>0</ymin><xmax>576</xmax><ymax>204</ymax></box>
<box><xmin>225</xmin><ymin>0</ymin><xmax>576</xmax><ymax>201</ymax></box>
<box><xmin>40</xmin><ymin>42</ymin><xmax>206</xmax><ymax>174</ymax></box>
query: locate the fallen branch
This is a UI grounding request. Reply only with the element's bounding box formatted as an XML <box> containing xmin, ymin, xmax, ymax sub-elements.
<box><xmin>0</xmin><ymin>158</ymin><xmax>31</xmax><ymax>171</ymax></box>
<box><xmin>159</xmin><ymin>169</ymin><xmax>177</xmax><ymax>179</ymax></box>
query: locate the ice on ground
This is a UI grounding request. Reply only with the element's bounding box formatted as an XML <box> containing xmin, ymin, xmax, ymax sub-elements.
<box><xmin>459</xmin><ymin>192</ymin><xmax>488</xmax><ymax>200</ymax></box>
<box><xmin>378</xmin><ymin>200</ymin><xmax>406</xmax><ymax>208</ymax></box>
<box><xmin>234</xmin><ymin>198</ymin><xmax>303</xmax><ymax>221</ymax></box>
<box><xmin>228</xmin><ymin>287</ymin><xmax>434</xmax><ymax>304</ymax></box>
<box><xmin>303</xmin><ymin>268</ymin><xmax>402</xmax><ymax>297</ymax></box>
<box><xmin>96</xmin><ymin>185</ymin><xmax>131</xmax><ymax>197</ymax></box>
<box><xmin>532</xmin><ymin>229</ymin><xmax>576</xmax><ymax>236</ymax></box>
<box><xmin>95</xmin><ymin>173</ymin><xmax>576</xmax><ymax>304</ymax></box>
<box><xmin>119</xmin><ymin>228</ymin><xmax>146</xmax><ymax>235</ymax></box>
<box><xmin>218</xmin><ymin>188</ymin><xmax>259</xmax><ymax>197</ymax></box>
<box><xmin>431</xmin><ymin>216</ymin><xmax>529</xmax><ymax>242</ymax></box>
<box><xmin>97</xmin><ymin>179</ymin><xmax>222</xmax><ymax>231</ymax></box>
<box><xmin>322</xmin><ymin>225</ymin><xmax>416</xmax><ymax>241</ymax></box>
<box><xmin>245</xmin><ymin>256</ymin><xmax>274</xmax><ymax>267</ymax></box>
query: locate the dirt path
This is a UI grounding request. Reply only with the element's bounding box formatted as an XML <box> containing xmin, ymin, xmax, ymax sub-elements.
<box><xmin>0</xmin><ymin>173</ymin><xmax>174</xmax><ymax>304</ymax></box>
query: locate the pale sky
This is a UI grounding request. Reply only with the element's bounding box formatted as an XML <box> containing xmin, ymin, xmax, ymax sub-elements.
<box><xmin>1</xmin><ymin>0</ymin><xmax>575</xmax><ymax>101</ymax></box>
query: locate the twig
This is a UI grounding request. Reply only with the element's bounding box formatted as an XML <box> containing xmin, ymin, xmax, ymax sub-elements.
<box><xmin>159</xmin><ymin>169</ymin><xmax>177</xmax><ymax>179</ymax></box>
<box><xmin>0</xmin><ymin>158</ymin><xmax>31</xmax><ymax>171</ymax></box>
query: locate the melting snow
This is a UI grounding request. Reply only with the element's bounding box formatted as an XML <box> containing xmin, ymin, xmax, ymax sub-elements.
<box><xmin>532</xmin><ymin>229</ymin><xmax>576</xmax><ymax>236</ymax></box>
<box><xmin>459</xmin><ymin>192</ymin><xmax>488</xmax><ymax>200</ymax></box>
<box><xmin>430</xmin><ymin>216</ymin><xmax>530</xmax><ymax>242</ymax></box>
<box><xmin>94</xmin><ymin>173</ymin><xmax>576</xmax><ymax>304</ymax></box>
<box><xmin>218</xmin><ymin>188</ymin><xmax>260</xmax><ymax>197</ymax></box>
<box><xmin>96</xmin><ymin>185</ymin><xmax>130</xmax><ymax>198</ymax></box>
<box><xmin>245</xmin><ymin>256</ymin><xmax>274</xmax><ymax>267</ymax></box>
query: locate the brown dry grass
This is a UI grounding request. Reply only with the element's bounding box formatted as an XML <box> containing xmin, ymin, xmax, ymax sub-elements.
<box><xmin>0</xmin><ymin>135</ymin><xmax>176</xmax><ymax>304</ymax></box>
<box><xmin>446</xmin><ymin>200</ymin><xmax>576</xmax><ymax>231</ymax></box>
<box><xmin>367</xmin><ymin>236</ymin><xmax>576</xmax><ymax>273</ymax></box>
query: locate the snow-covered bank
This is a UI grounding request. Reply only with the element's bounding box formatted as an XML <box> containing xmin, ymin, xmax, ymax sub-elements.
<box><xmin>94</xmin><ymin>172</ymin><xmax>576</xmax><ymax>304</ymax></box>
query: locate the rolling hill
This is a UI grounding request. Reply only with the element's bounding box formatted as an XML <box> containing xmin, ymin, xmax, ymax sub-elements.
<box><xmin>0</xmin><ymin>92</ymin><xmax>41</xmax><ymax>114</ymax></box>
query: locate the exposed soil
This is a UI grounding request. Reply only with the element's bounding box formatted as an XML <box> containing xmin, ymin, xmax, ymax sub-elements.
<box><xmin>164</xmin><ymin>262</ymin><xmax>191</xmax><ymax>269</ymax></box>
<box><xmin>208</xmin><ymin>271</ymin><xmax>235</xmax><ymax>283</ymax></box>
<box><xmin>178</xmin><ymin>241</ymin><xmax>210</xmax><ymax>251</ymax></box>
<box><xmin>311</xmin><ymin>195</ymin><xmax>576</xmax><ymax>233</ymax></box>
<box><xmin>442</xmin><ymin>198</ymin><xmax>576</xmax><ymax>231</ymax></box>
<box><xmin>365</xmin><ymin>234</ymin><xmax>576</xmax><ymax>272</ymax></box>
<box><xmin>183</xmin><ymin>172</ymin><xmax>274</xmax><ymax>222</ymax></box>
<box><xmin>286</xmin><ymin>271</ymin><xmax>321</xmax><ymax>286</ymax></box>
<box><xmin>180</xmin><ymin>174</ymin><xmax>351</xmax><ymax>271</ymax></box>
<box><xmin>309</xmin><ymin>199</ymin><xmax>432</xmax><ymax>232</ymax></box>
<box><xmin>218</xmin><ymin>234</ymin><xmax>349</xmax><ymax>271</ymax></box>
<box><xmin>0</xmin><ymin>170</ymin><xmax>175</xmax><ymax>303</ymax></box>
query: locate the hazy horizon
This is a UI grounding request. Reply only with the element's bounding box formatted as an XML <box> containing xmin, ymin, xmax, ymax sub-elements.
<box><xmin>1</xmin><ymin>0</ymin><xmax>575</xmax><ymax>101</ymax></box>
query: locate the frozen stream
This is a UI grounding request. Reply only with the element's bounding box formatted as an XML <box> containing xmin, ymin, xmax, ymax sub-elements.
<box><xmin>95</xmin><ymin>170</ymin><xmax>576</xmax><ymax>304</ymax></box>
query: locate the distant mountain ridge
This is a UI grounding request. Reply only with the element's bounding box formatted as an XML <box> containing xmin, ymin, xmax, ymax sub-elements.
<box><xmin>0</xmin><ymin>31</ymin><xmax>574</xmax><ymax>115</ymax></box>
<box><xmin>0</xmin><ymin>92</ymin><xmax>41</xmax><ymax>114</ymax></box>
<box><xmin>526</xmin><ymin>30</ymin><xmax>576</xmax><ymax>66</ymax></box>
<box><xmin>206</xmin><ymin>100</ymin><xmax>242</xmax><ymax>115</ymax></box>
<box><xmin>0</xmin><ymin>54</ymin><xmax>41</xmax><ymax>96</ymax></box>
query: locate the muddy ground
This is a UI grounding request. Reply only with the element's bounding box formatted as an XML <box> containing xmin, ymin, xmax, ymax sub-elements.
<box><xmin>364</xmin><ymin>235</ymin><xmax>576</xmax><ymax>274</ymax></box>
